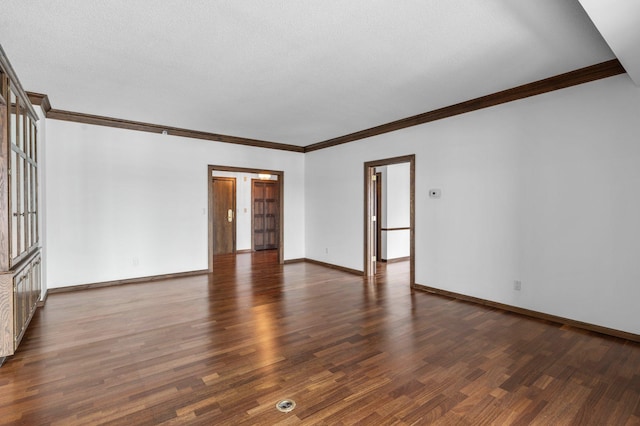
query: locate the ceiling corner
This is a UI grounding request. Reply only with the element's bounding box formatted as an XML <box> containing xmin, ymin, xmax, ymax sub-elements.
<box><xmin>578</xmin><ymin>0</ymin><xmax>640</xmax><ymax>86</ymax></box>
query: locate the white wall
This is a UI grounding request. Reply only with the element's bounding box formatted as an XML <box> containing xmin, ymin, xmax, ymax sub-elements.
<box><xmin>379</xmin><ymin>163</ymin><xmax>410</xmax><ymax>260</ymax></box>
<box><xmin>45</xmin><ymin>122</ymin><xmax>305</xmax><ymax>288</ymax></box>
<box><xmin>305</xmin><ymin>74</ymin><xmax>640</xmax><ymax>335</ymax></box>
<box><xmin>211</xmin><ymin>170</ymin><xmax>278</xmax><ymax>251</ymax></box>
<box><xmin>41</xmin><ymin>73</ymin><xmax>640</xmax><ymax>335</ymax></box>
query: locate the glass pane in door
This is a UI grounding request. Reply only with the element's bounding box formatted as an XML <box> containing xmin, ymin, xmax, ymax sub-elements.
<box><xmin>10</xmin><ymin>150</ymin><xmax>18</xmax><ymax>259</ymax></box>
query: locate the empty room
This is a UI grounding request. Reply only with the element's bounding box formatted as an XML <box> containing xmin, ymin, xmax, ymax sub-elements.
<box><xmin>1</xmin><ymin>1</ymin><xmax>639</xmax><ymax>424</ymax></box>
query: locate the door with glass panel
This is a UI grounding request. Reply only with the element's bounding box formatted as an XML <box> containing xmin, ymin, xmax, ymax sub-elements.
<box><xmin>252</xmin><ymin>180</ymin><xmax>279</xmax><ymax>251</ymax></box>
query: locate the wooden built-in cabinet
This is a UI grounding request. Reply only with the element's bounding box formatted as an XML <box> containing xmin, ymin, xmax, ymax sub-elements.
<box><xmin>0</xmin><ymin>45</ymin><xmax>42</xmax><ymax>363</ymax></box>
<box><xmin>0</xmin><ymin>252</ymin><xmax>41</xmax><ymax>357</ymax></box>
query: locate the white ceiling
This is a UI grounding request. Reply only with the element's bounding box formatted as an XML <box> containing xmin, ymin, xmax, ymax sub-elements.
<box><xmin>0</xmin><ymin>1</ymin><xmax>619</xmax><ymax>147</ymax></box>
<box><xmin>578</xmin><ymin>0</ymin><xmax>640</xmax><ymax>86</ymax></box>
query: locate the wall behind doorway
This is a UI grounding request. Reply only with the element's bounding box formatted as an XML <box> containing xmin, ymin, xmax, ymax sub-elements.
<box><xmin>378</xmin><ymin>163</ymin><xmax>410</xmax><ymax>261</ymax></box>
<box><xmin>211</xmin><ymin>171</ymin><xmax>278</xmax><ymax>251</ymax></box>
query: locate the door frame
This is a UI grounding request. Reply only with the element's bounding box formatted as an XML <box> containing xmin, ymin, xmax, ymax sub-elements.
<box><xmin>375</xmin><ymin>172</ymin><xmax>382</xmax><ymax>261</ymax></box>
<box><xmin>211</xmin><ymin>176</ymin><xmax>237</xmax><ymax>255</ymax></box>
<box><xmin>363</xmin><ymin>155</ymin><xmax>415</xmax><ymax>285</ymax></box>
<box><xmin>208</xmin><ymin>165</ymin><xmax>285</xmax><ymax>272</ymax></box>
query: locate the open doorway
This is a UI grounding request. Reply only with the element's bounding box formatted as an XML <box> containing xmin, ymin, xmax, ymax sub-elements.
<box><xmin>208</xmin><ymin>165</ymin><xmax>284</xmax><ymax>272</ymax></box>
<box><xmin>376</xmin><ymin>164</ymin><xmax>411</xmax><ymax>263</ymax></box>
<box><xmin>364</xmin><ymin>155</ymin><xmax>415</xmax><ymax>285</ymax></box>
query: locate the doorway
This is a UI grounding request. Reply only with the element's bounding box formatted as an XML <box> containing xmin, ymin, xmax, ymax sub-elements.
<box><xmin>364</xmin><ymin>155</ymin><xmax>415</xmax><ymax>285</ymax></box>
<box><xmin>211</xmin><ymin>176</ymin><xmax>236</xmax><ymax>255</ymax></box>
<box><xmin>252</xmin><ymin>179</ymin><xmax>279</xmax><ymax>251</ymax></box>
<box><xmin>208</xmin><ymin>165</ymin><xmax>285</xmax><ymax>271</ymax></box>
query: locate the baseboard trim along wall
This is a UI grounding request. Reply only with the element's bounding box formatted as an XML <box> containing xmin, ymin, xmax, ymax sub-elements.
<box><xmin>47</xmin><ymin>259</ymin><xmax>362</xmax><ymax>295</ymax></box>
<box><xmin>48</xmin><ymin>269</ymin><xmax>209</xmax><ymax>294</ymax></box>
<box><xmin>412</xmin><ymin>283</ymin><xmax>640</xmax><ymax>343</ymax></box>
<box><xmin>284</xmin><ymin>258</ymin><xmax>363</xmax><ymax>276</ymax></box>
<box><xmin>381</xmin><ymin>256</ymin><xmax>411</xmax><ymax>264</ymax></box>
<box><xmin>36</xmin><ymin>291</ymin><xmax>48</xmax><ymax>307</ymax></box>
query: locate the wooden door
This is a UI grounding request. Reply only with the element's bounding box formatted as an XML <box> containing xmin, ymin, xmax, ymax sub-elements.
<box><xmin>211</xmin><ymin>177</ymin><xmax>236</xmax><ymax>255</ymax></box>
<box><xmin>252</xmin><ymin>180</ymin><xmax>279</xmax><ymax>251</ymax></box>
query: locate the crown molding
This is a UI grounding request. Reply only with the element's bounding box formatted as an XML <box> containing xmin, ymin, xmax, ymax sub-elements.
<box><xmin>25</xmin><ymin>93</ymin><xmax>304</xmax><ymax>153</ymax></box>
<box><xmin>27</xmin><ymin>59</ymin><xmax>626</xmax><ymax>154</ymax></box>
<box><xmin>26</xmin><ymin>92</ymin><xmax>51</xmax><ymax>114</ymax></box>
<box><xmin>304</xmin><ymin>59</ymin><xmax>626</xmax><ymax>152</ymax></box>
<box><xmin>50</xmin><ymin>109</ymin><xmax>305</xmax><ymax>152</ymax></box>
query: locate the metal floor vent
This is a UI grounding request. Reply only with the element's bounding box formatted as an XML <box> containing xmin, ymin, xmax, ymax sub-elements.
<box><xmin>276</xmin><ymin>399</ymin><xmax>296</xmax><ymax>413</ymax></box>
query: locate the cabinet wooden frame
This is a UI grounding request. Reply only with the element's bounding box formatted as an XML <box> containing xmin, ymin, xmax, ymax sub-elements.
<box><xmin>0</xmin><ymin>45</ymin><xmax>42</xmax><ymax>361</ymax></box>
<box><xmin>0</xmin><ymin>73</ymin><xmax>5</xmax><ymax>107</ymax></box>
<box><xmin>5</xmin><ymin>89</ymin><xmax>39</xmax><ymax>268</ymax></box>
<box><xmin>0</xmin><ymin>251</ymin><xmax>41</xmax><ymax>356</ymax></box>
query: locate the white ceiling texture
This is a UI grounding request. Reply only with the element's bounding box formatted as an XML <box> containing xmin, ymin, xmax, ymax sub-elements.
<box><xmin>0</xmin><ymin>1</ymin><xmax>632</xmax><ymax>147</ymax></box>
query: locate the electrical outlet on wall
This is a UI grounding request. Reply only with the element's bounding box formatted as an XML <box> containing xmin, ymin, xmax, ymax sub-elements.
<box><xmin>513</xmin><ymin>280</ymin><xmax>522</xmax><ymax>291</ymax></box>
<box><xmin>325</xmin><ymin>248</ymin><xmax>329</xmax><ymax>254</ymax></box>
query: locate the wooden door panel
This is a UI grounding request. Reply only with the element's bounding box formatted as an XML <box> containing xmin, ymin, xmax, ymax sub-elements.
<box><xmin>252</xmin><ymin>180</ymin><xmax>279</xmax><ymax>251</ymax></box>
<box><xmin>212</xmin><ymin>177</ymin><xmax>235</xmax><ymax>255</ymax></box>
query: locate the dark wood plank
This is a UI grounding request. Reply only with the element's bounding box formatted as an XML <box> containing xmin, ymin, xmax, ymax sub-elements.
<box><xmin>1</xmin><ymin>252</ymin><xmax>639</xmax><ymax>424</ymax></box>
<box><xmin>305</xmin><ymin>59</ymin><xmax>626</xmax><ymax>152</ymax></box>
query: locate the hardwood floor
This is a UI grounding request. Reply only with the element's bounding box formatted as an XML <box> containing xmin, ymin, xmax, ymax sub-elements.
<box><xmin>1</xmin><ymin>251</ymin><xmax>639</xmax><ymax>425</ymax></box>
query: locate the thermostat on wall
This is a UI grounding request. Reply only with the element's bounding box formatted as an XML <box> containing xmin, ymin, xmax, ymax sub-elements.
<box><xmin>429</xmin><ymin>189</ymin><xmax>441</xmax><ymax>199</ymax></box>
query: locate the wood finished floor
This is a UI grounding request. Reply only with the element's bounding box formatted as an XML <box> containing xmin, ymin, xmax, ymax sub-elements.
<box><xmin>1</xmin><ymin>251</ymin><xmax>639</xmax><ymax>425</ymax></box>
